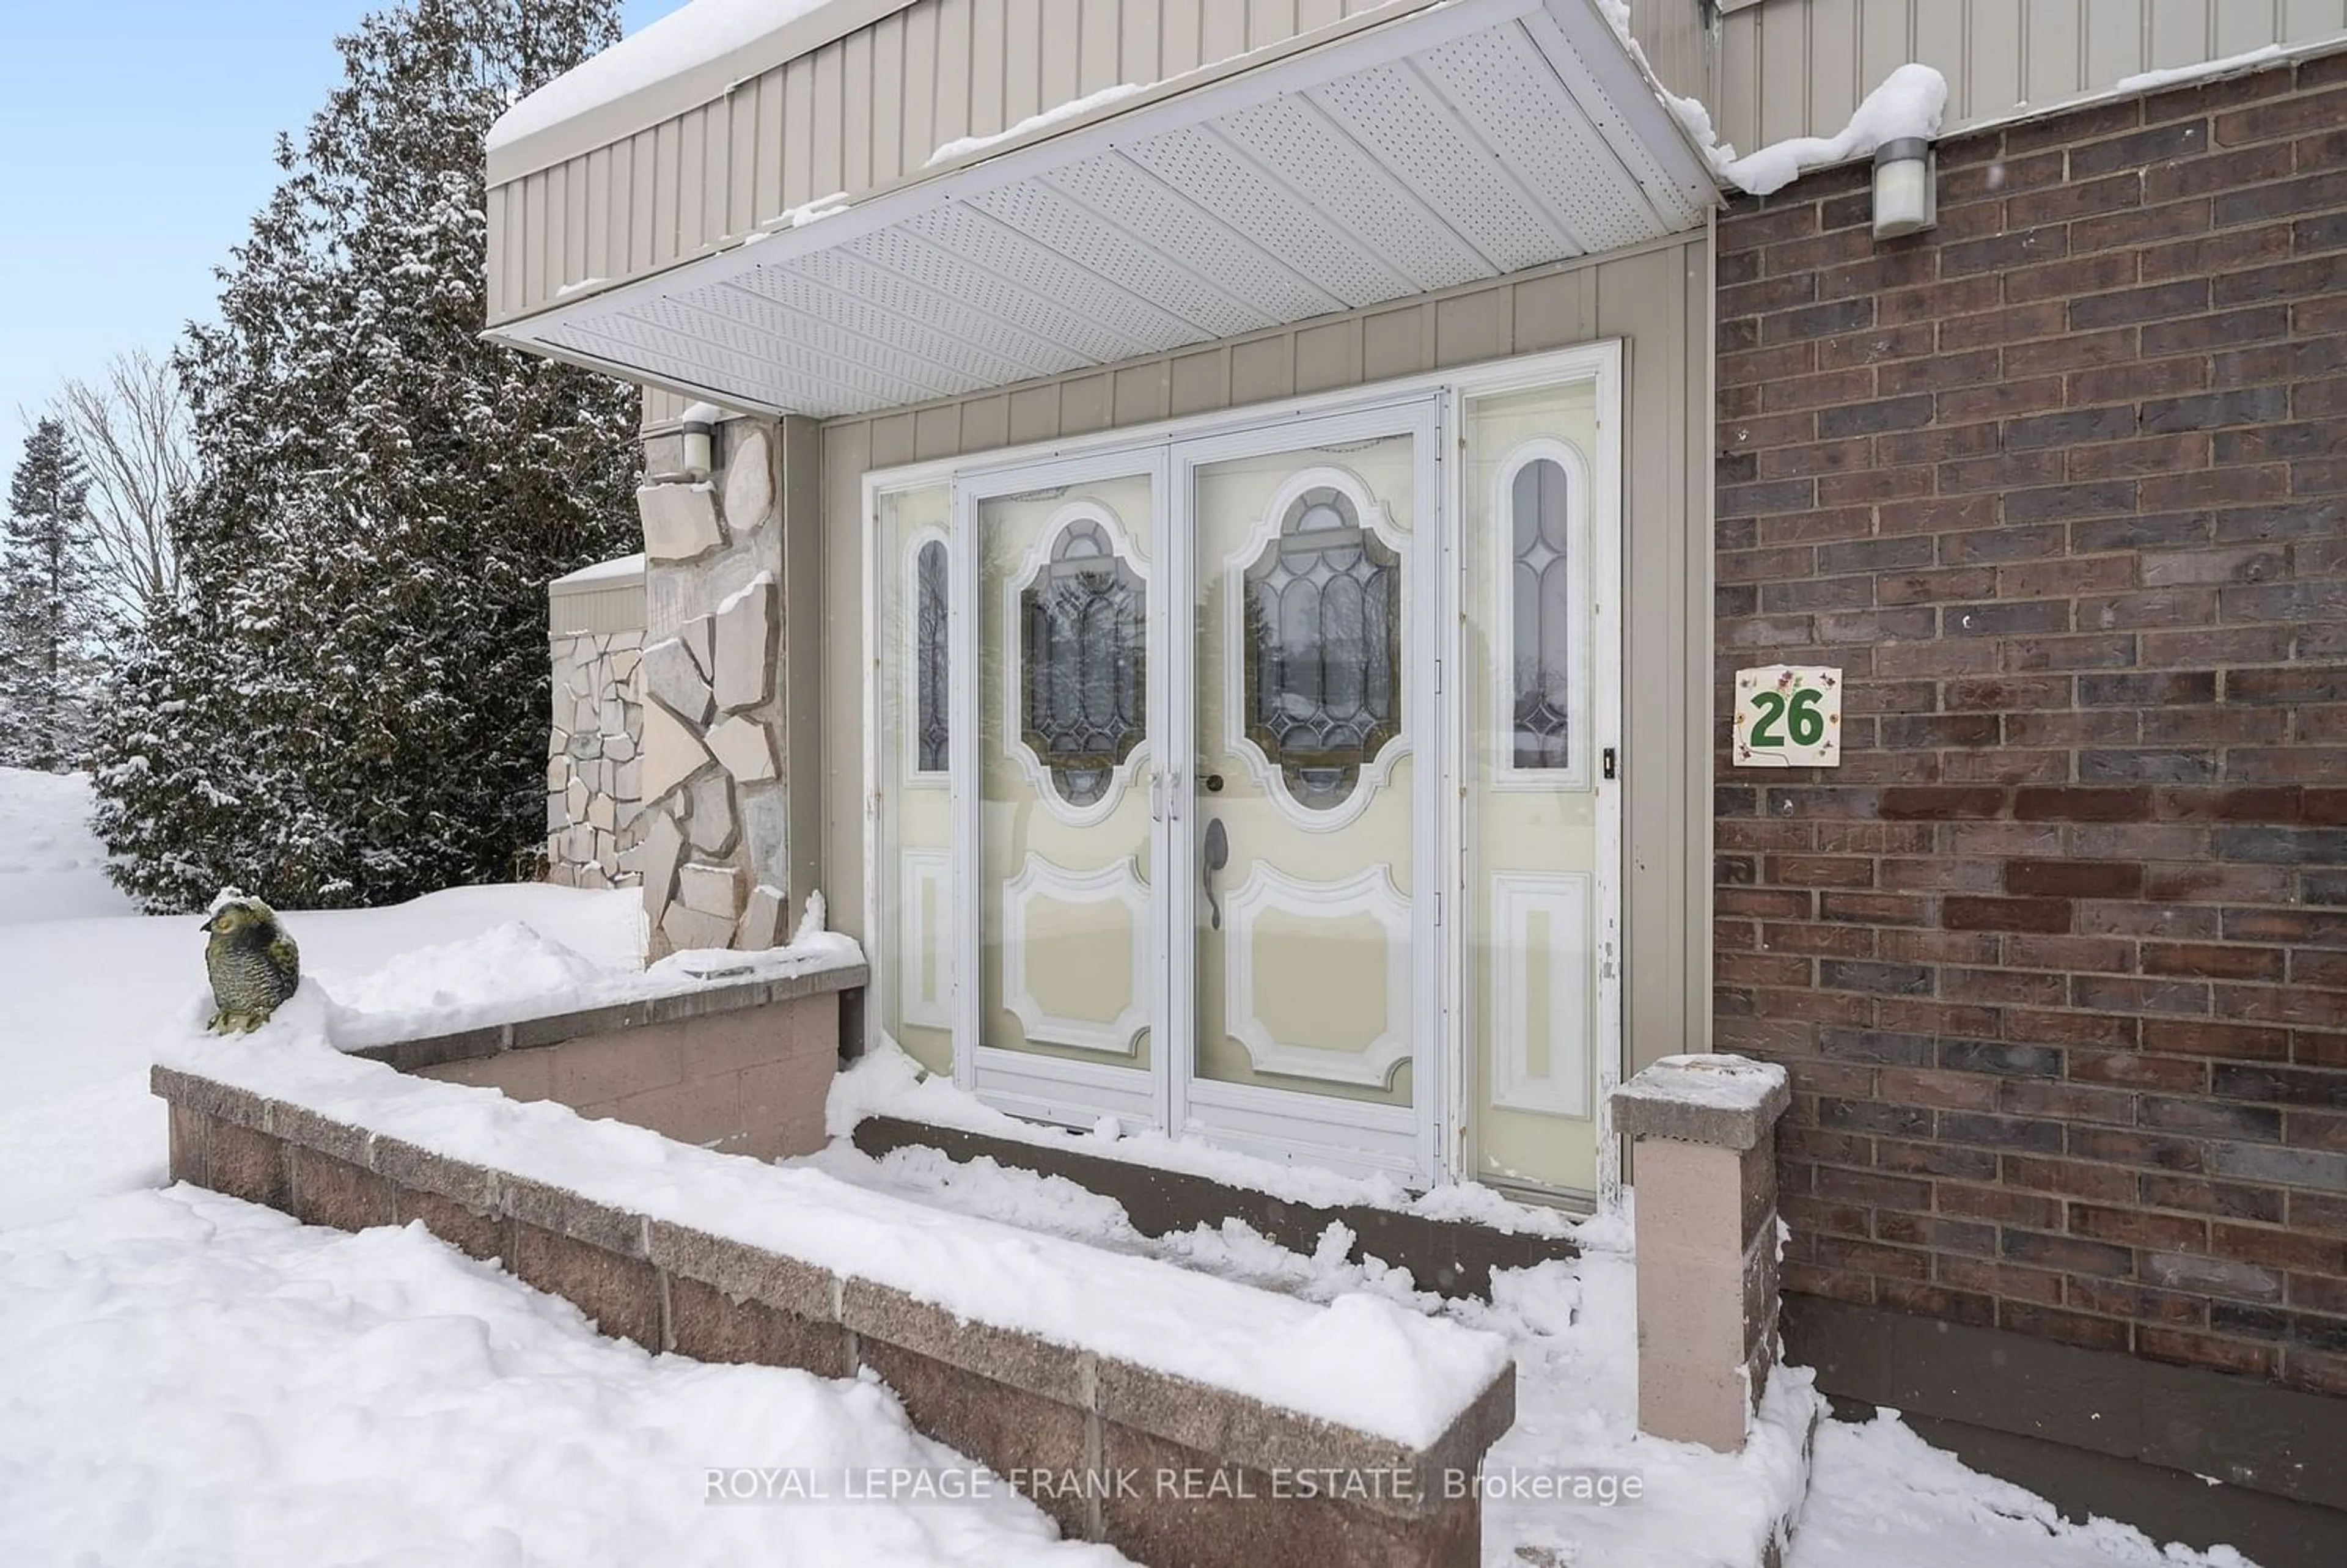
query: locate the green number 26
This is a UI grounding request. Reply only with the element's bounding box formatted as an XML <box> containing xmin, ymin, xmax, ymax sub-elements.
<box><xmin>1750</xmin><ymin>687</ymin><xmax>1825</xmax><ymax>748</ymax></box>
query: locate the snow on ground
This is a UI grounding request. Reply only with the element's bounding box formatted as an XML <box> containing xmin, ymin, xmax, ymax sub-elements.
<box><xmin>0</xmin><ymin>771</ymin><xmax>2265</xmax><ymax>1565</ymax></box>
<box><xmin>0</xmin><ymin>1185</ymin><xmax>1117</xmax><ymax>1568</ymax></box>
<box><xmin>0</xmin><ymin>767</ymin><xmax>138</xmax><ymax>922</ymax></box>
<box><xmin>804</xmin><ymin>1143</ymin><xmax>2263</xmax><ymax>1568</ymax></box>
<box><xmin>0</xmin><ymin>768</ymin><xmax>646</xmax><ymax>1228</ymax></box>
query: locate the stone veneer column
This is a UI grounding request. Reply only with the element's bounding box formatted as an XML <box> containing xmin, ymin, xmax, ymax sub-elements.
<box><xmin>545</xmin><ymin>628</ymin><xmax>644</xmax><ymax>888</ymax></box>
<box><xmin>1611</xmin><ymin>1054</ymin><xmax>1791</xmax><ymax>1453</ymax></box>
<box><xmin>634</xmin><ymin>412</ymin><xmax>812</xmax><ymax>958</ymax></box>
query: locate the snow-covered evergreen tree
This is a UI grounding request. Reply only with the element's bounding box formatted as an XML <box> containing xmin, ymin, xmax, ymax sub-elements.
<box><xmin>91</xmin><ymin>0</ymin><xmax>641</xmax><ymax>911</ymax></box>
<box><xmin>0</xmin><ymin>418</ymin><xmax>103</xmax><ymax>771</ymax></box>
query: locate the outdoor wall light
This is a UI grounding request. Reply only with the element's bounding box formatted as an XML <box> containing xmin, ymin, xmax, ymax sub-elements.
<box><xmin>678</xmin><ymin>409</ymin><xmax>716</xmax><ymax>479</ymax></box>
<box><xmin>1871</xmin><ymin>138</ymin><xmax>1937</xmax><ymax>240</ymax></box>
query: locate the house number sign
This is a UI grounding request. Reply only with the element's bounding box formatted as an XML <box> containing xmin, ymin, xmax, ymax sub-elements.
<box><xmin>1733</xmin><ymin>665</ymin><xmax>1842</xmax><ymax>767</ymax></box>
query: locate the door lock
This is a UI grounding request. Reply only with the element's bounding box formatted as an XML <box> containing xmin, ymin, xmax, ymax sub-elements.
<box><xmin>1602</xmin><ymin>747</ymin><xmax>1617</xmax><ymax>780</ymax></box>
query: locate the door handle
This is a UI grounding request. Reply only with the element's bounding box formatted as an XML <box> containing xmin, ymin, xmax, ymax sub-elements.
<box><xmin>1202</xmin><ymin>817</ymin><xmax>1230</xmax><ymax>931</ymax></box>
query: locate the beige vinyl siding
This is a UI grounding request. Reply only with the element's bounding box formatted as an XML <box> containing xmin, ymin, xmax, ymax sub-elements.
<box><xmin>817</xmin><ymin>230</ymin><xmax>1716</xmax><ymax>1074</ymax></box>
<box><xmin>1625</xmin><ymin>0</ymin><xmax>1713</xmax><ymax>104</ymax></box>
<box><xmin>1716</xmin><ymin>0</ymin><xmax>2347</xmax><ymax>153</ymax></box>
<box><xmin>488</xmin><ymin>0</ymin><xmax>1405</xmax><ymax>327</ymax></box>
<box><xmin>548</xmin><ymin>577</ymin><xmax>645</xmax><ymax>637</ymax></box>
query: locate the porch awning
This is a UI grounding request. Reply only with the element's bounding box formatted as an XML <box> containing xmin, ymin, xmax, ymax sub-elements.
<box><xmin>485</xmin><ymin>0</ymin><xmax>1719</xmax><ymax>419</ymax></box>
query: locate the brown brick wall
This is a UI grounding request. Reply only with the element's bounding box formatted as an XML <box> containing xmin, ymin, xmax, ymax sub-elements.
<box><xmin>1714</xmin><ymin>54</ymin><xmax>2347</xmax><ymax>1398</ymax></box>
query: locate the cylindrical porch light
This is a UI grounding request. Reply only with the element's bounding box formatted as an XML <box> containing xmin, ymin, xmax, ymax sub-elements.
<box><xmin>679</xmin><ymin>409</ymin><xmax>717</xmax><ymax>480</ymax></box>
<box><xmin>1871</xmin><ymin>137</ymin><xmax>1937</xmax><ymax>240</ymax></box>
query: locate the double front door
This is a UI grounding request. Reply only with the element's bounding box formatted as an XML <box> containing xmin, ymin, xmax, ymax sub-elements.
<box><xmin>883</xmin><ymin>367</ymin><xmax>1620</xmax><ymax>1194</ymax></box>
<box><xmin>953</xmin><ymin>403</ymin><xmax>1439</xmax><ymax>1179</ymax></box>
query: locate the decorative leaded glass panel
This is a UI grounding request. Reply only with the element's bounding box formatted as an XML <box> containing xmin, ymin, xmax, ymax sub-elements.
<box><xmin>1510</xmin><ymin>458</ymin><xmax>1571</xmax><ymax>770</ymax></box>
<box><xmin>1240</xmin><ymin>487</ymin><xmax>1401</xmax><ymax>811</ymax></box>
<box><xmin>1019</xmin><ymin>518</ymin><xmax>1145</xmax><ymax>807</ymax></box>
<box><xmin>913</xmin><ymin>538</ymin><xmax>949</xmax><ymax>774</ymax></box>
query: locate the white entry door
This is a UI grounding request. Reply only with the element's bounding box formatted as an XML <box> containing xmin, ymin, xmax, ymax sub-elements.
<box><xmin>928</xmin><ymin>367</ymin><xmax>1612</xmax><ymax>1196</ymax></box>
<box><xmin>1169</xmin><ymin>403</ymin><xmax>1444</xmax><ymax>1181</ymax></box>
<box><xmin>953</xmin><ymin>449</ymin><xmax>1169</xmax><ymax>1130</ymax></box>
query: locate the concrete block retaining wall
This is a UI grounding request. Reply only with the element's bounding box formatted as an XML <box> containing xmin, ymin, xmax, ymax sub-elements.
<box><xmin>349</xmin><ymin>965</ymin><xmax>854</xmax><ymax>1162</ymax></box>
<box><xmin>153</xmin><ymin>1055</ymin><xmax>1515</xmax><ymax>1568</ymax></box>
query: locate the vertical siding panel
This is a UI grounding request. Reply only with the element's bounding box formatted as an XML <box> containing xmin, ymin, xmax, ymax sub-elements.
<box><xmin>678</xmin><ymin>108</ymin><xmax>708</xmax><ymax>255</ymax></box>
<box><xmin>524</xmin><ymin>171</ymin><xmax>550</xmax><ymax>311</ymax></box>
<box><xmin>565</xmin><ymin>157</ymin><xmax>590</xmax><ymax>288</ymax></box>
<box><xmin>1080</xmin><ymin>0</ymin><xmax>1120</xmax><ymax>92</ymax></box>
<box><xmin>584</xmin><ymin>148</ymin><xmax>611</xmax><ymax>282</ymax></box>
<box><xmin>1755</xmin><ymin>1</ymin><xmax>1810</xmax><ymax>147</ymax></box>
<box><xmin>873</xmin><ymin>12</ymin><xmax>906</xmax><ymax>182</ymax></box>
<box><xmin>1201</xmin><ymin>0</ymin><xmax>1248</xmax><ymax>65</ymax></box>
<box><xmin>812</xmin><ymin>44</ymin><xmax>846</xmax><ymax>199</ymax></box>
<box><xmin>2148</xmin><ymin>0</ymin><xmax>2206</xmax><ymax>67</ymax></box>
<box><xmin>2025</xmin><ymin>0</ymin><xmax>2086</xmax><ymax>108</ymax></box>
<box><xmin>783</xmin><ymin>56</ymin><xmax>817</xmax><ymax>207</ymax></box>
<box><xmin>1856</xmin><ymin>0</ymin><xmax>1911</xmax><ymax>103</ymax></box>
<box><xmin>702</xmin><ymin>98</ymin><xmax>733</xmax><ymax>247</ymax></box>
<box><xmin>1298</xmin><ymin>0</ymin><xmax>1342</xmax><ymax>31</ymax></box>
<box><xmin>1040</xmin><ymin>0</ymin><xmax>1080</xmax><ymax>109</ymax></box>
<box><xmin>730</xmin><ymin>82</ymin><xmax>760</xmax><ymax>235</ymax></box>
<box><xmin>1909</xmin><ymin>0</ymin><xmax>1968</xmax><ymax>122</ymax></box>
<box><xmin>654</xmin><ymin>119</ymin><xmax>683</xmax><ymax>266</ymax></box>
<box><xmin>630</xmin><ymin>130</ymin><xmax>657</xmax><ymax>275</ymax></box>
<box><xmin>754</xmin><ymin>68</ymin><xmax>785</xmax><ymax>222</ymax></box>
<box><xmin>2082</xmin><ymin>0</ymin><xmax>2146</xmax><ymax>81</ymax></box>
<box><xmin>1247</xmin><ymin>0</ymin><xmax>1298</xmax><ymax>51</ymax></box>
<box><xmin>843</xmin><ymin>29</ymin><xmax>875</xmax><ymax>194</ymax></box>
<box><xmin>486</xmin><ymin>184</ymin><xmax>509</xmax><ymax>322</ymax></box>
<box><xmin>903</xmin><ymin>2</ymin><xmax>938</xmax><ymax>176</ymax></box>
<box><xmin>966</xmin><ymin>0</ymin><xmax>1001</xmax><ymax>141</ymax></box>
<box><xmin>2214</xmin><ymin>0</ymin><xmax>2279</xmax><ymax>54</ymax></box>
<box><xmin>1718</xmin><ymin>6</ymin><xmax>1760</xmax><ymax>156</ymax></box>
<box><xmin>1162</xmin><ymin>0</ymin><xmax>1203</xmax><ymax>73</ymax></box>
<box><xmin>1005</xmin><ymin>0</ymin><xmax>1043</xmax><ymax>126</ymax></box>
<box><xmin>543</xmin><ymin>166</ymin><xmax>567</xmax><ymax>306</ymax></box>
<box><xmin>1969</xmin><ymin>0</ymin><xmax>2026</xmax><ymax>123</ymax></box>
<box><xmin>2283</xmin><ymin>0</ymin><xmax>2347</xmax><ymax>44</ymax></box>
<box><xmin>1123</xmin><ymin>0</ymin><xmax>1163</xmax><ymax>84</ymax></box>
<box><xmin>1805</xmin><ymin>0</ymin><xmax>1860</xmax><ymax>147</ymax></box>
<box><xmin>819</xmin><ymin>417</ymin><xmax>871</xmax><ymax>945</ymax></box>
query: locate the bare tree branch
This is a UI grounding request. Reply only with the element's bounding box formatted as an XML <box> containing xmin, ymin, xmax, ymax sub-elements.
<box><xmin>50</xmin><ymin>350</ymin><xmax>190</xmax><ymax>629</ymax></box>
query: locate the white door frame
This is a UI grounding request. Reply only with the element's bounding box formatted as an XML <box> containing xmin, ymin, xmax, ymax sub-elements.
<box><xmin>950</xmin><ymin>444</ymin><xmax>1173</xmax><ymax>1132</ymax></box>
<box><xmin>864</xmin><ymin>341</ymin><xmax>1626</xmax><ymax>1198</ymax></box>
<box><xmin>1165</xmin><ymin>396</ymin><xmax>1447</xmax><ymax>1184</ymax></box>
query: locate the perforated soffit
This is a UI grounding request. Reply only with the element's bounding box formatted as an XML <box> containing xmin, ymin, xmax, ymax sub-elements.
<box><xmin>497</xmin><ymin>0</ymin><xmax>1717</xmax><ymax>419</ymax></box>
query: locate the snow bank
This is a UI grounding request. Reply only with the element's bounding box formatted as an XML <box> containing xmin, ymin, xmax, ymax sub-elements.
<box><xmin>0</xmin><ymin>1185</ymin><xmax>1118</xmax><ymax>1566</ymax></box>
<box><xmin>1712</xmin><ymin>64</ymin><xmax>1948</xmax><ymax>196</ymax></box>
<box><xmin>831</xmin><ymin>1042</ymin><xmax>1589</xmax><ymax>1240</ymax></box>
<box><xmin>318</xmin><ymin>916</ymin><xmax>860</xmax><ymax>1052</ymax></box>
<box><xmin>158</xmin><ymin>1002</ymin><xmax>1509</xmax><ymax>1451</ymax></box>
<box><xmin>0</xmin><ymin>768</ymin><xmax>135</xmax><ymax>923</ymax></box>
<box><xmin>926</xmin><ymin>83</ymin><xmax>1144</xmax><ymax>167</ymax></box>
<box><xmin>490</xmin><ymin>0</ymin><xmax>833</xmax><ymax>152</ymax></box>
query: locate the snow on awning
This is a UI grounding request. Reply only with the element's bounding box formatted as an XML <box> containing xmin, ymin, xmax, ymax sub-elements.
<box><xmin>487</xmin><ymin>0</ymin><xmax>1718</xmax><ymax>419</ymax></box>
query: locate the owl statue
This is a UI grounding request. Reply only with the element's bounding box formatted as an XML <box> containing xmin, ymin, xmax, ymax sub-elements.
<box><xmin>202</xmin><ymin>892</ymin><xmax>301</xmax><ymax>1033</ymax></box>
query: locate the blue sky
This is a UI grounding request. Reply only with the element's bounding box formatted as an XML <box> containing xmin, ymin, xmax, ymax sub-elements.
<box><xmin>0</xmin><ymin>0</ymin><xmax>686</xmax><ymax>449</ymax></box>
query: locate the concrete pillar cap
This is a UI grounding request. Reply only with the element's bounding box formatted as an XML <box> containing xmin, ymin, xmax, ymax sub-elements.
<box><xmin>1611</xmin><ymin>1053</ymin><xmax>1790</xmax><ymax>1151</ymax></box>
